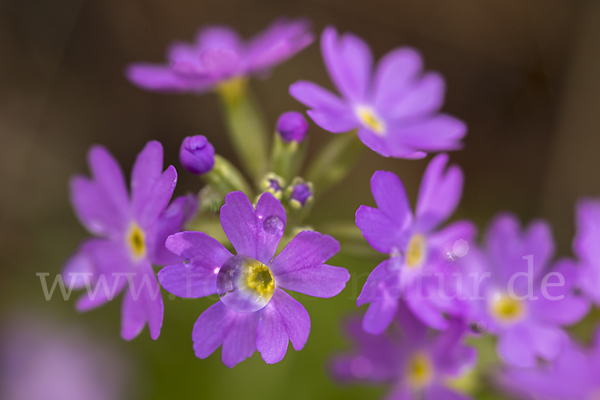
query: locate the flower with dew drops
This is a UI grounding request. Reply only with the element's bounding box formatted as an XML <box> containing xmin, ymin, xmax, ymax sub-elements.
<box><xmin>64</xmin><ymin>141</ymin><xmax>196</xmax><ymax>340</ymax></box>
<box><xmin>356</xmin><ymin>153</ymin><xmax>475</xmax><ymax>334</ymax></box>
<box><xmin>290</xmin><ymin>27</ymin><xmax>466</xmax><ymax>159</ymax></box>
<box><xmin>158</xmin><ymin>191</ymin><xmax>350</xmax><ymax>367</ymax></box>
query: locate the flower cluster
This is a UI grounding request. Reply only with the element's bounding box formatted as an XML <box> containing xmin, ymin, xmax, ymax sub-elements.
<box><xmin>58</xmin><ymin>16</ymin><xmax>600</xmax><ymax>400</ymax></box>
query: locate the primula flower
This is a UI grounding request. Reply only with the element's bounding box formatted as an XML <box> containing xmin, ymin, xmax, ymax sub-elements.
<box><xmin>573</xmin><ymin>198</ymin><xmax>600</xmax><ymax>306</ymax></box>
<box><xmin>463</xmin><ymin>213</ymin><xmax>589</xmax><ymax>367</ymax></box>
<box><xmin>158</xmin><ymin>191</ymin><xmax>350</xmax><ymax>367</ymax></box>
<box><xmin>356</xmin><ymin>154</ymin><xmax>475</xmax><ymax>333</ymax></box>
<box><xmin>66</xmin><ymin>141</ymin><xmax>196</xmax><ymax>340</ymax></box>
<box><xmin>497</xmin><ymin>325</ymin><xmax>600</xmax><ymax>400</ymax></box>
<box><xmin>290</xmin><ymin>27</ymin><xmax>466</xmax><ymax>159</ymax></box>
<box><xmin>331</xmin><ymin>303</ymin><xmax>477</xmax><ymax>400</ymax></box>
<box><xmin>127</xmin><ymin>18</ymin><xmax>313</xmax><ymax>93</ymax></box>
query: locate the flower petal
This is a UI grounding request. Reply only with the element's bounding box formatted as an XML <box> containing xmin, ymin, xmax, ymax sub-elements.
<box><xmin>358</xmin><ymin>260</ymin><xmax>401</xmax><ymax>334</ymax></box>
<box><xmin>356</xmin><ymin>171</ymin><xmax>413</xmax><ymax>253</ymax></box>
<box><xmin>70</xmin><ymin>176</ymin><xmax>125</xmax><ymax>237</ymax></box>
<box><xmin>246</xmin><ymin>18</ymin><xmax>314</xmax><ymax>72</ymax></box>
<box><xmin>269</xmin><ymin>231</ymin><xmax>348</xmax><ymax>297</ymax></box>
<box><xmin>220</xmin><ymin>192</ymin><xmax>286</xmax><ymax>264</ymax></box>
<box><xmin>257</xmin><ymin>289</ymin><xmax>311</xmax><ymax>364</ymax></box>
<box><xmin>88</xmin><ymin>145</ymin><xmax>129</xmax><ymax>219</ymax></box>
<box><xmin>192</xmin><ymin>302</ymin><xmax>259</xmax><ymax>368</ymax></box>
<box><xmin>485</xmin><ymin>213</ymin><xmax>555</xmax><ymax>286</ymax></box>
<box><xmin>321</xmin><ymin>26</ymin><xmax>372</xmax><ymax>102</ymax></box>
<box><xmin>121</xmin><ymin>262</ymin><xmax>164</xmax><ymax>340</ymax></box>
<box><xmin>126</xmin><ymin>64</ymin><xmax>197</xmax><ymax>92</ymax></box>
<box><xmin>357</xmin><ymin>127</ymin><xmax>427</xmax><ymax>159</ymax></box>
<box><xmin>74</xmin><ymin>239</ymin><xmax>131</xmax><ymax>311</ymax></box>
<box><xmin>372</xmin><ymin>47</ymin><xmax>423</xmax><ymax>111</ymax></box>
<box><xmin>131</xmin><ymin>141</ymin><xmax>178</xmax><ymax>228</ymax></box>
<box><xmin>159</xmin><ymin>231</ymin><xmax>232</xmax><ymax>298</ymax></box>
<box><xmin>573</xmin><ymin>197</ymin><xmax>600</xmax><ymax>265</ymax></box>
<box><xmin>415</xmin><ymin>154</ymin><xmax>463</xmax><ymax>232</ymax></box>
<box><xmin>390</xmin><ymin>114</ymin><xmax>467</xmax><ymax>152</ymax></box>
<box><xmin>149</xmin><ymin>194</ymin><xmax>198</xmax><ymax>266</ymax></box>
<box><xmin>289</xmin><ymin>81</ymin><xmax>357</xmax><ymax>133</ymax></box>
<box><xmin>383</xmin><ymin>72</ymin><xmax>445</xmax><ymax>121</ymax></box>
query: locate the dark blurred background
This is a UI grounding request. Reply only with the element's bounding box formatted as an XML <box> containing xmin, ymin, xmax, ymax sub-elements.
<box><xmin>1</xmin><ymin>0</ymin><xmax>600</xmax><ymax>399</ymax></box>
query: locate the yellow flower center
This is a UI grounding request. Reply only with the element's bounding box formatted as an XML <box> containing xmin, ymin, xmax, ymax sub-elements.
<box><xmin>126</xmin><ymin>222</ymin><xmax>146</xmax><ymax>260</ymax></box>
<box><xmin>244</xmin><ymin>260</ymin><xmax>275</xmax><ymax>298</ymax></box>
<box><xmin>356</xmin><ymin>106</ymin><xmax>386</xmax><ymax>135</ymax></box>
<box><xmin>406</xmin><ymin>234</ymin><xmax>427</xmax><ymax>268</ymax></box>
<box><xmin>491</xmin><ymin>293</ymin><xmax>525</xmax><ymax>323</ymax></box>
<box><xmin>406</xmin><ymin>353</ymin><xmax>434</xmax><ymax>389</ymax></box>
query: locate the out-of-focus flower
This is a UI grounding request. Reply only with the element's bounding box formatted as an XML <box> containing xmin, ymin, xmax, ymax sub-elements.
<box><xmin>290</xmin><ymin>27</ymin><xmax>466</xmax><ymax>159</ymax></box>
<box><xmin>180</xmin><ymin>135</ymin><xmax>215</xmax><ymax>175</ymax></box>
<box><xmin>356</xmin><ymin>154</ymin><xmax>475</xmax><ymax>333</ymax></box>
<box><xmin>331</xmin><ymin>303</ymin><xmax>476</xmax><ymax>400</ymax></box>
<box><xmin>158</xmin><ymin>191</ymin><xmax>349</xmax><ymax>367</ymax></box>
<box><xmin>66</xmin><ymin>141</ymin><xmax>196</xmax><ymax>340</ymax></box>
<box><xmin>127</xmin><ymin>18</ymin><xmax>313</xmax><ymax>93</ymax></box>
<box><xmin>0</xmin><ymin>315</ymin><xmax>132</xmax><ymax>400</ymax></box>
<box><xmin>463</xmin><ymin>213</ymin><xmax>589</xmax><ymax>367</ymax></box>
<box><xmin>276</xmin><ymin>111</ymin><xmax>308</xmax><ymax>143</ymax></box>
<box><xmin>497</xmin><ymin>325</ymin><xmax>600</xmax><ymax>400</ymax></box>
<box><xmin>573</xmin><ymin>198</ymin><xmax>600</xmax><ymax>306</ymax></box>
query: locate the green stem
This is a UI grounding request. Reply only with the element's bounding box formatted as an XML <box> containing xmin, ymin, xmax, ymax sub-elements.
<box><xmin>305</xmin><ymin>131</ymin><xmax>364</xmax><ymax>195</ymax></box>
<box><xmin>270</xmin><ymin>134</ymin><xmax>307</xmax><ymax>181</ymax></box>
<box><xmin>216</xmin><ymin>78</ymin><xmax>269</xmax><ymax>182</ymax></box>
<box><xmin>202</xmin><ymin>155</ymin><xmax>253</xmax><ymax>197</ymax></box>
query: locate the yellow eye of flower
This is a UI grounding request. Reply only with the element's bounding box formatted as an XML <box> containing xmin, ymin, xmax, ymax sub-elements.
<box><xmin>407</xmin><ymin>353</ymin><xmax>434</xmax><ymax>389</ymax></box>
<box><xmin>491</xmin><ymin>293</ymin><xmax>525</xmax><ymax>323</ymax></box>
<box><xmin>406</xmin><ymin>234</ymin><xmax>427</xmax><ymax>268</ymax></box>
<box><xmin>356</xmin><ymin>106</ymin><xmax>386</xmax><ymax>135</ymax></box>
<box><xmin>127</xmin><ymin>223</ymin><xmax>146</xmax><ymax>260</ymax></box>
<box><xmin>245</xmin><ymin>261</ymin><xmax>275</xmax><ymax>297</ymax></box>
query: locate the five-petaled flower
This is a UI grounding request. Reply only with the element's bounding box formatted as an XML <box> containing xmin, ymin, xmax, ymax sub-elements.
<box><xmin>356</xmin><ymin>153</ymin><xmax>475</xmax><ymax>333</ymax></box>
<box><xmin>290</xmin><ymin>26</ymin><xmax>466</xmax><ymax>159</ymax></box>
<box><xmin>64</xmin><ymin>141</ymin><xmax>196</xmax><ymax>340</ymax></box>
<box><xmin>460</xmin><ymin>213</ymin><xmax>589</xmax><ymax>367</ymax></box>
<box><xmin>158</xmin><ymin>191</ymin><xmax>350</xmax><ymax>367</ymax></box>
<box><xmin>127</xmin><ymin>18</ymin><xmax>313</xmax><ymax>93</ymax></box>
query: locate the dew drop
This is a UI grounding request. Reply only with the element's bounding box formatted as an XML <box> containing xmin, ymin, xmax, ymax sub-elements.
<box><xmin>263</xmin><ymin>215</ymin><xmax>284</xmax><ymax>235</ymax></box>
<box><xmin>216</xmin><ymin>255</ymin><xmax>275</xmax><ymax>313</ymax></box>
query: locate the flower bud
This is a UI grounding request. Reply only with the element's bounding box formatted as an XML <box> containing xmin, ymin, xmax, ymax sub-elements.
<box><xmin>259</xmin><ymin>173</ymin><xmax>286</xmax><ymax>200</ymax></box>
<box><xmin>286</xmin><ymin>178</ymin><xmax>314</xmax><ymax>209</ymax></box>
<box><xmin>276</xmin><ymin>111</ymin><xmax>308</xmax><ymax>143</ymax></box>
<box><xmin>180</xmin><ymin>135</ymin><xmax>215</xmax><ymax>175</ymax></box>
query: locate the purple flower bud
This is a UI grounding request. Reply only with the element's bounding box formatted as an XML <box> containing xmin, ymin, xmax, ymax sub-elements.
<box><xmin>276</xmin><ymin>111</ymin><xmax>308</xmax><ymax>142</ymax></box>
<box><xmin>180</xmin><ymin>135</ymin><xmax>215</xmax><ymax>175</ymax></box>
<box><xmin>287</xmin><ymin>179</ymin><xmax>313</xmax><ymax>209</ymax></box>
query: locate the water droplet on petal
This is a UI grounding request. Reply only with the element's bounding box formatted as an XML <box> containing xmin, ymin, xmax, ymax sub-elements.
<box><xmin>216</xmin><ymin>255</ymin><xmax>275</xmax><ymax>313</ymax></box>
<box><xmin>263</xmin><ymin>215</ymin><xmax>284</xmax><ymax>235</ymax></box>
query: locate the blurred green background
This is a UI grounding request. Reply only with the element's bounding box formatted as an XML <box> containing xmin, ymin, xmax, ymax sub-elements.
<box><xmin>2</xmin><ymin>0</ymin><xmax>600</xmax><ymax>399</ymax></box>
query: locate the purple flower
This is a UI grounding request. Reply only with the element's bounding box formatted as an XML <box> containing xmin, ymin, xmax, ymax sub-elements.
<box><xmin>66</xmin><ymin>141</ymin><xmax>196</xmax><ymax>340</ymax></box>
<box><xmin>158</xmin><ymin>191</ymin><xmax>350</xmax><ymax>367</ymax></box>
<box><xmin>180</xmin><ymin>135</ymin><xmax>215</xmax><ymax>175</ymax></box>
<box><xmin>289</xmin><ymin>27</ymin><xmax>466</xmax><ymax>159</ymax></box>
<box><xmin>356</xmin><ymin>154</ymin><xmax>475</xmax><ymax>333</ymax></box>
<box><xmin>573</xmin><ymin>198</ymin><xmax>600</xmax><ymax>306</ymax></box>
<box><xmin>463</xmin><ymin>213</ymin><xmax>590</xmax><ymax>367</ymax></box>
<box><xmin>276</xmin><ymin>111</ymin><xmax>308</xmax><ymax>142</ymax></box>
<box><xmin>497</xmin><ymin>325</ymin><xmax>600</xmax><ymax>400</ymax></box>
<box><xmin>331</xmin><ymin>303</ymin><xmax>476</xmax><ymax>400</ymax></box>
<box><xmin>127</xmin><ymin>18</ymin><xmax>313</xmax><ymax>93</ymax></box>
